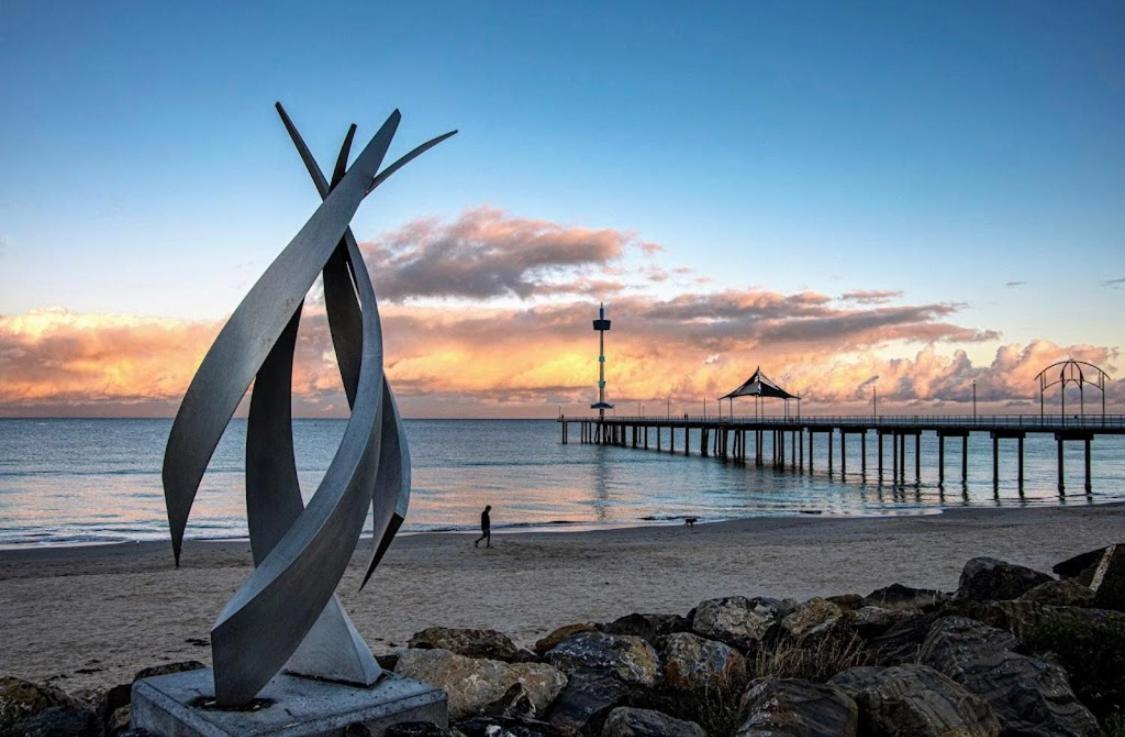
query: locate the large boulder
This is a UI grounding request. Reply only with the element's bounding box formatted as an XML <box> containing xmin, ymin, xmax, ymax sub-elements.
<box><xmin>1049</xmin><ymin>539</ymin><xmax>1125</xmax><ymax>604</ymax></box>
<box><xmin>457</xmin><ymin>717</ymin><xmax>553</xmax><ymax>737</ymax></box>
<box><xmin>691</xmin><ymin>596</ymin><xmax>789</xmax><ymax>652</ymax></box>
<box><xmin>409</xmin><ymin>627</ymin><xmax>521</xmax><ymax>662</ymax></box>
<box><xmin>601</xmin><ymin>614</ymin><xmax>690</xmax><ymax>644</ymax></box>
<box><xmin>600</xmin><ymin>707</ymin><xmax>705</xmax><ymax>737</ymax></box>
<box><xmin>961</xmin><ymin>601</ymin><xmax>1125</xmax><ymax>721</ymax></box>
<box><xmin>545</xmin><ymin>671</ymin><xmax>634</xmax><ymax>736</ymax></box>
<box><xmin>0</xmin><ymin>677</ymin><xmax>96</xmax><ymax>737</ymax></box>
<box><xmin>1087</xmin><ymin>544</ymin><xmax>1125</xmax><ymax>611</ymax></box>
<box><xmin>826</xmin><ymin>594</ymin><xmax>865</xmax><ymax>612</ymax></box>
<box><xmin>780</xmin><ymin>598</ymin><xmax>844</xmax><ymax>640</ymax></box>
<box><xmin>456</xmin><ymin>716</ymin><xmax>553</xmax><ymax>737</ymax></box>
<box><xmin>132</xmin><ymin>661</ymin><xmax>206</xmax><ymax>681</ymax></box>
<box><xmin>384</xmin><ymin>723</ymin><xmax>457</xmax><ymax>737</ymax></box>
<box><xmin>534</xmin><ymin>624</ymin><xmax>599</xmax><ymax>656</ymax></box>
<box><xmin>864</xmin><ymin>584</ymin><xmax>948</xmax><ymax>610</ymax></box>
<box><xmin>657</xmin><ymin>632</ymin><xmax>747</xmax><ymax>694</ymax></box>
<box><xmin>1056</xmin><ymin>544</ymin><xmax>1125</xmax><ymax>612</ymax></box>
<box><xmin>482</xmin><ymin>683</ymin><xmax>538</xmax><ymax>720</ymax></box>
<box><xmin>545</xmin><ymin>632</ymin><xmax>660</xmax><ymax>688</ymax></box>
<box><xmin>829</xmin><ymin>664</ymin><xmax>1000</xmax><ymax>737</ymax></box>
<box><xmin>3</xmin><ymin>704</ymin><xmax>98</xmax><ymax>737</ymax></box>
<box><xmin>842</xmin><ymin>606</ymin><xmax>936</xmax><ymax>666</ymax></box>
<box><xmin>1017</xmin><ymin>580</ymin><xmax>1095</xmax><ymax>607</ymax></box>
<box><xmin>920</xmin><ymin>616</ymin><xmax>1099</xmax><ymax>737</ymax></box>
<box><xmin>0</xmin><ymin>677</ymin><xmax>73</xmax><ymax>728</ymax></box>
<box><xmin>735</xmin><ymin>677</ymin><xmax>858</xmax><ymax>737</ymax></box>
<box><xmin>395</xmin><ymin>648</ymin><xmax>566</xmax><ymax>720</ymax></box>
<box><xmin>957</xmin><ymin>558</ymin><xmax>1053</xmax><ymax>602</ymax></box>
<box><xmin>1053</xmin><ymin>544</ymin><xmax>1121</xmax><ymax>582</ymax></box>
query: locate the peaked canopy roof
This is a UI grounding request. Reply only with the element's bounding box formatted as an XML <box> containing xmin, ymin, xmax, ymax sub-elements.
<box><xmin>720</xmin><ymin>367</ymin><xmax>799</xmax><ymax>401</ymax></box>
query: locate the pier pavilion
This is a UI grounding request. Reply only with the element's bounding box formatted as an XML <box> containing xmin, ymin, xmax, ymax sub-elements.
<box><xmin>559</xmin><ymin>360</ymin><xmax>1120</xmax><ymax>494</ymax></box>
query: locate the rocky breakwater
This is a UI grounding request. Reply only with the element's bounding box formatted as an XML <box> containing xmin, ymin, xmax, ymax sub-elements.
<box><xmin>4</xmin><ymin>543</ymin><xmax>1125</xmax><ymax>736</ymax></box>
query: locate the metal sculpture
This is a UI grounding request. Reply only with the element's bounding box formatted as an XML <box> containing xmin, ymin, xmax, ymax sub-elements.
<box><xmin>161</xmin><ymin>103</ymin><xmax>455</xmax><ymax>707</ymax></box>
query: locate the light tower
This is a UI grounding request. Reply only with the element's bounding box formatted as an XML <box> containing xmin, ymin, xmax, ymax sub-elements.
<box><xmin>590</xmin><ymin>303</ymin><xmax>614</xmax><ymax>428</ymax></box>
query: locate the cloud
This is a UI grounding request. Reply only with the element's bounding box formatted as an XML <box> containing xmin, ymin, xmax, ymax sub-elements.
<box><xmin>1102</xmin><ymin>277</ymin><xmax>1125</xmax><ymax>289</ymax></box>
<box><xmin>1004</xmin><ymin>280</ymin><xmax>1025</xmax><ymax>288</ymax></box>
<box><xmin>3</xmin><ymin>294</ymin><xmax>1109</xmax><ymax>418</ymax></box>
<box><xmin>840</xmin><ymin>289</ymin><xmax>903</xmax><ymax>304</ymax></box>
<box><xmin>361</xmin><ymin>206</ymin><xmax>643</xmax><ymax>301</ymax></box>
<box><xmin>3</xmin><ymin>209</ymin><xmax>1118</xmax><ymax>418</ymax></box>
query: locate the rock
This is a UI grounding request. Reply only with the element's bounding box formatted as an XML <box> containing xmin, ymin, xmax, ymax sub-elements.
<box><xmin>657</xmin><ymin>632</ymin><xmax>747</xmax><ymax>694</ymax></box>
<box><xmin>830</xmin><ymin>664</ymin><xmax>1000</xmax><ymax>737</ymax></box>
<box><xmin>107</xmin><ymin>704</ymin><xmax>132</xmax><ymax>736</ymax></box>
<box><xmin>395</xmin><ymin>648</ymin><xmax>566</xmax><ymax>721</ymax></box>
<box><xmin>377</xmin><ymin>652</ymin><xmax>402</xmax><ymax>671</ymax></box>
<box><xmin>600</xmin><ymin>707</ymin><xmax>705</xmax><ymax>737</ymax></box>
<box><xmin>534</xmin><ymin>624</ymin><xmax>599</xmax><ymax>656</ymax></box>
<box><xmin>863</xmin><ymin>584</ymin><xmax>948</xmax><ymax>610</ymax></box>
<box><xmin>483</xmin><ymin>683</ymin><xmax>537</xmax><ymax>720</ymax></box>
<box><xmin>456</xmin><ymin>716</ymin><xmax>552</xmax><ymax>737</ymax></box>
<box><xmin>545</xmin><ymin>633</ymin><xmax>660</xmax><ymax>688</ymax></box>
<box><xmin>920</xmin><ymin>616</ymin><xmax>1099</xmax><ymax>737</ymax></box>
<box><xmin>0</xmin><ymin>677</ymin><xmax>82</xmax><ymax>735</ymax></box>
<box><xmin>95</xmin><ymin>682</ymin><xmax>133</xmax><ymax>733</ymax></box>
<box><xmin>780</xmin><ymin>598</ymin><xmax>844</xmax><ymax>640</ymax></box>
<box><xmin>1059</xmin><ymin>543</ymin><xmax>1125</xmax><ymax>612</ymax></box>
<box><xmin>843</xmin><ymin>606</ymin><xmax>935</xmax><ymax>666</ymax></box>
<box><xmin>3</xmin><ymin>703</ymin><xmax>98</xmax><ymax>737</ymax></box>
<box><xmin>132</xmin><ymin>661</ymin><xmax>206</xmax><ymax>682</ymax></box>
<box><xmin>920</xmin><ymin>616</ymin><xmax>1020</xmax><ymax>662</ymax></box>
<box><xmin>1086</xmin><ymin>544</ymin><xmax>1125</xmax><ymax>611</ymax></box>
<box><xmin>409</xmin><ymin>627</ymin><xmax>522</xmax><ymax>662</ymax></box>
<box><xmin>1053</xmin><ymin>544</ymin><xmax>1120</xmax><ymax>582</ymax></box>
<box><xmin>736</xmin><ymin>677</ymin><xmax>858</xmax><ymax>737</ymax></box>
<box><xmin>963</xmin><ymin>601</ymin><xmax>1125</xmax><ymax>721</ymax></box>
<box><xmin>826</xmin><ymin>594</ymin><xmax>864</xmax><ymax>612</ymax></box>
<box><xmin>601</xmin><ymin>614</ymin><xmax>690</xmax><ymax>644</ymax></box>
<box><xmin>384</xmin><ymin>722</ymin><xmax>457</xmax><ymax>737</ymax></box>
<box><xmin>691</xmin><ymin>596</ymin><xmax>789</xmax><ymax>652</ymax></box>
<box><xmin>545</xmin><ymin>671</ymin><xmax>634</xmax><ymax>736</ymax></box>
<box><xmin>1018</xmin><ymin>580</ymin><xmax>1095</xmax><ymax>607</ymax></box>
<box><xmin>957</xmin><ymin>557</ymin><xmax>1053</xmax><ymax>602</ymax></box>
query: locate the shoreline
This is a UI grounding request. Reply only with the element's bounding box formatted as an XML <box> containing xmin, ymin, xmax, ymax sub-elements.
<box><xmin>2</xmin><ymin>503</ymin><xmax>1123</xmax><ymax>693</ymax></box>
<box><xmin>4</xmin><ymin>492</ymin><xmax>1121</xmax><ymax>553</ymax></box>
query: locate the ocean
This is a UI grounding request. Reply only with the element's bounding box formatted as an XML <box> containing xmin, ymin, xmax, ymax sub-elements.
<box><xmin>0</xmin><ymin>418</ymin><xmax>1122</xmax><ymax>548</ymax></box>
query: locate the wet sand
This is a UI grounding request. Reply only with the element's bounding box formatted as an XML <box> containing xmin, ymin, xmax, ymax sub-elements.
<box><xmin>1</xmin><ymin>502</ymin><xmax>1122</xmax><ymax>692</ymax></box>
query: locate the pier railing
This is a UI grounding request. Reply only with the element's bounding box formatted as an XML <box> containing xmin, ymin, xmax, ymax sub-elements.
<box><xmin>587</xmin><ymin>414</ymin><xmax>1125</xmax><ymax>431</ymax></box>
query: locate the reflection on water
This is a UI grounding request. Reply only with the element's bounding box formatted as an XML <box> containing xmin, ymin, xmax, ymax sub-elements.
<box><xmin>0</xmin><ymin>418</ymin><xmax>1123</xmax><ymax>547</ymax></box>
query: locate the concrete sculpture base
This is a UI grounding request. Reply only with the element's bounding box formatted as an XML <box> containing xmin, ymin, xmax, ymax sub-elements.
<box><xmin>131</xmin><ymin>669</ymin><xmax>447</xmax><ymax>737</ymax></box>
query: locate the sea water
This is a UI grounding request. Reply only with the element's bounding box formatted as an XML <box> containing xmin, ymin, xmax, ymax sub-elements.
<box><xmin>0</xmin><ymin>418</ymin><xmax>1122</xmax><ymax>547</ymax></box>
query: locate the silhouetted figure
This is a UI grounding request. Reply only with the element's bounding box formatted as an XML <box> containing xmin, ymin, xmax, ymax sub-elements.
<box><xmin>474</xmin><ymin>505</ymin><xmax>492</xmax><ymax>548</ymax></box>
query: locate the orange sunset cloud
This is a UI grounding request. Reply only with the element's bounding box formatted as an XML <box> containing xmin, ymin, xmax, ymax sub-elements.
<box><xmin>1</xmin><ymin>209</ymin><xmax>1120</xmax><ymax>418</ymax></box>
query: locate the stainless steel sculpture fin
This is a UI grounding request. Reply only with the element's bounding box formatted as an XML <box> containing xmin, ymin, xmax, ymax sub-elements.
<box><xmin>162</xmin><ymin>103</ymin><xmax>455</xmax><ymax>706</ymax></box>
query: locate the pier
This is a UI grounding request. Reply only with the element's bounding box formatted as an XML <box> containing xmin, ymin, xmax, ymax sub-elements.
<box><xmin>558</xmin><ymin>414</ymin><xmax>1125</xmax><ymax>493</ymax></box>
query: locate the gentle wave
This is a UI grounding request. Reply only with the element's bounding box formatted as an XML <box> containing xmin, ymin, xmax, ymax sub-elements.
<box><xmin>2</xmin><ymin>418</ymin><xmax>1124</xmax><ymax>549</ymax></box>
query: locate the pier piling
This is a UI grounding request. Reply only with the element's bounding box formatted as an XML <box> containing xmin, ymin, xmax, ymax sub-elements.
<box><xmin>557</xmin><ymin>414</ymin><xmax>1118</xmax><ymax>499</ymax></box>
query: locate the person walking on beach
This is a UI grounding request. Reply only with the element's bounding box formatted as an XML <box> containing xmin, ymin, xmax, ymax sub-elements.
<box><xmin>474</xmin><ymin>505</ymin><xmax>492</xmax><ymax>548</ymax></box>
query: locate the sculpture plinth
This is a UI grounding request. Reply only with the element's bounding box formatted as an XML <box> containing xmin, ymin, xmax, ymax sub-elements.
<box><xmin>132</xmin><ymin>670</ymin><xmax>446</xmax><ymax>737</ymax></box>
<box><xmin>133</xmin><ymin>103</ymin><xmax>456</xmax><ymax>735</ymax></box>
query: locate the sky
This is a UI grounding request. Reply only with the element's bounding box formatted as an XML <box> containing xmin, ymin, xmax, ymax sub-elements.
<box><xmin>1</xmin><ymin>1</ymin><xmax>1124</xmax><ymax>418</ymax></box>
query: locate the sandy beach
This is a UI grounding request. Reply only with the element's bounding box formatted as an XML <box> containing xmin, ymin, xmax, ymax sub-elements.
<box><xmin>2</xmin><ymin>503</ymin><xmax>1122</xmax><ymax>693</ymax></box>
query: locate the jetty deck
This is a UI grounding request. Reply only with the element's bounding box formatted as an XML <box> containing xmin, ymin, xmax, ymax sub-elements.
<box><xmin>558</xmin><ymin>414</ymin><xmax>1125</xmax><ymax>492</ymax></box>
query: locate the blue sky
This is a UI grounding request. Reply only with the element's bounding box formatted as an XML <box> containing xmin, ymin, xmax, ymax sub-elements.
<box><xmin>1</xmin><ymin>1</ymin><xmax>1124</xmax><ymax>416</ymax></box>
